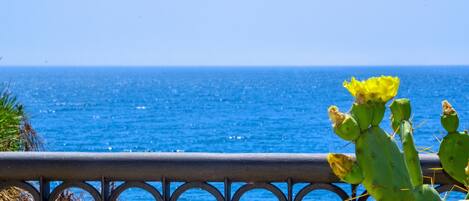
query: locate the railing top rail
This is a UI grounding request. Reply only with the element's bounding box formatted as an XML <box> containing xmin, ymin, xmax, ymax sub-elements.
<box><xmin>0</xmin><ymin>152</ymin><xmax>452</xmax><ymax>184</ymax></box>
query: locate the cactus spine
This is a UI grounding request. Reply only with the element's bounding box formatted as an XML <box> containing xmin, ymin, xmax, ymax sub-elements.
<box><xmin>327</xmin><ymin>76</ymin><xmax>441</xmax><ymax>201</ymax></box>
<box><xmin>437</xmin><ymin>100</ymin><xmax>469</xmax><ymax>198</ymax></box>
<box><xmin>466</xmin><ymin>161</ymin><xmax>469</xmax><ymax>199</ymax></box>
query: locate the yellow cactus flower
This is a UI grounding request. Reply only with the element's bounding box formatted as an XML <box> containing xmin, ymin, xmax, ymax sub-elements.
<box><xmin>343</xmin><ymin>77</ymin><xmax>365</xmax><ymax>103</ymax></box>
<box><xmin>343</xmin><ymin>76</ymin><xmax>399</xmax><ymax>103</ymax></box>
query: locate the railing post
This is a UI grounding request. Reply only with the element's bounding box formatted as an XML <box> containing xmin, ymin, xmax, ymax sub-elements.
<box><xmin>40</xmin><ymin>177</ymin><xmax>49</xmax><ymax>201</ymax></box>
<box><xmin>224</xmin><ymin>178</ymin><xmax>231</xmax><ymax>201</ymax></box>
<box><xmin>162</xmin><ymin>177</ymin><xmax>170</xmax><ymax>201</ymax></box>
<box><xmin>288</xmin><ymin>178</ymin><xmax>293</xmax><ymax>201</ymax></box>
<box><xmin>101</xmin><ymin>177</ymin><xmax>110</xmax><ymax>201</ymax></box>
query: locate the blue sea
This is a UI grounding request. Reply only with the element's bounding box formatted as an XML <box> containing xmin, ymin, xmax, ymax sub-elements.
<box><xmin>1</xmin><ymin>66</ymin><xmax>469</xmax><ymax>200</ymax></box>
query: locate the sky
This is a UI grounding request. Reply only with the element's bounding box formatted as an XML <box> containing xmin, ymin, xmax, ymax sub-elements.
<box><xmin>1</xmin><ymin>0</ymin><xmax>469</xmax><ymax>66</ymax></box>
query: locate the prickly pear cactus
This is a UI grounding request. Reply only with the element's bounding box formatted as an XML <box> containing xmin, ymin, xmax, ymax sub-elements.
<box><xmin>327</xmin><ymin>76</ymin><xmax>441</xmax><ymax>201</ymax></box>
<box><xmin>438</xmin><ymin>101</ymin><xmax>469</xmax><ymax>192</ymax></box>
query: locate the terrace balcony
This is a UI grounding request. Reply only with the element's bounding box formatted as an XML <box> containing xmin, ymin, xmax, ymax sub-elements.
<box><xmin>0</xmin><ymin>152</ymin><xmax>462</xmax><ymax>201</ymax></box>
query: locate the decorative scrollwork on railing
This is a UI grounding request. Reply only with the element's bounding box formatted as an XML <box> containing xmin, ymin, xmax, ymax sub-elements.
<box><xmin>295</xmin><ymin>183</ymin><xmax>349</xmax><ymax>201</ymax></box>
<box><xmin>232</xmin><ymin>182</ymin><xmax>287</xmax><ymax>201</ymax></box>
<box><xmin>48</xmin><ymin>181</ymin><xmax>102</xmax><ymax>201</ymax></box>
<box><xmin>170</xmin><ymin>182</ymin><xmax>224</xmax><ymax>201</ymax></box>
<box><xmin>109</xmin><ymin>181</ymin><xmax>163</xmax><ymax>201</ymax></box>
<box><xmin>0</xmin><ymin>180</ymin><xmax>467</xmax><ymax>201</ymax></box>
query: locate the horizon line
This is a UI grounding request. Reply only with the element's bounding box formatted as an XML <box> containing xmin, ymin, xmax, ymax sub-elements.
<box><xmin>1</xmin><ymin>64</ymin><xmax>469</xmax><ymax>68</ymax></box>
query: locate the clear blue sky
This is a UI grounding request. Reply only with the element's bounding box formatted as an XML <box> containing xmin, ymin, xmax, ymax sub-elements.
<box><xmin>1</xmin><ymin>0</ymin><xmax>469</xmax><ymax>66</ymax></box>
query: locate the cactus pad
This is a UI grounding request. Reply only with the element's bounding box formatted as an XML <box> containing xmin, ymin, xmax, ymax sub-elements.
<box><xmin>356</xmin><ymin>127</ymin><xmax>414</xmax><ymax>200</ymax></box>
<box><xmin>438</xmin><ymin>132</ymin><xmax>469</xmax><ymax>186</ymax></box>
<box><xmin>437</xmin><ymin>100</ymin><xmax>469</xmax><ymax>187</ymax></box>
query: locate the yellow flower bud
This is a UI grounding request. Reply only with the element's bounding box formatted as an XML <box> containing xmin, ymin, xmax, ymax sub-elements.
<box><xmin>328</xmin><ymin>106</ymin><xmax>360</xmax><ymax>141</ymax></box>
<box><xmin>327</xmin><ymin>153</ymin><xmax>363</xmax><ymax>184</ymax></box>
<box><xmin>442</xmin><ymin>100</ymin><xmax>456</xmax><ymax>115</ymax></box>
<box><xmin>441</xmin><ymin>100</ymin><xmax>459</xmax><ymax>133</ymax></box>
<box><xmin>327</xmin><ymin>153</ymin><xmax>354</xmax><ymax>178</ymax></box>
<box><xmin>328</xmin><ymin>106</ymin><xmax>345</xmax><ymax>126</ymax></box>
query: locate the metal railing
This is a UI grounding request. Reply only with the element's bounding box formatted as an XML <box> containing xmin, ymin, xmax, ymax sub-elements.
<box><xmin>0</xmin><ymin>152</ymin><xmax>462</xmax><ymax>201</ymax></box>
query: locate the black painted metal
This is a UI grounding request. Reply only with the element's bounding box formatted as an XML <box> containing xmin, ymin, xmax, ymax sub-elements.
<box><xmin>0</xmin><ymin>152</ymin><xmax>463</xmax><ymax>201</ymax></box>
<box><xmin>48</xmin><ymin>181</ymin><xmax>102</xmax><ymax>201</ymax></box>
<box><xmin>232</xmin><ymin>183</ymin><xmax>288</xmax><ymax>201</ymax></box>
<box><xmin>109</xmin><ymin>181</ymin><xmax>163</xmax><ymax>201</ymax></box>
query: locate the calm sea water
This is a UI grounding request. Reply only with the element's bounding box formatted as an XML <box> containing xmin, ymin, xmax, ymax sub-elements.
<box><xmin>1</xmin><ymin>66</ymin><xmax>469</xmax><ymax>200</ymax></box>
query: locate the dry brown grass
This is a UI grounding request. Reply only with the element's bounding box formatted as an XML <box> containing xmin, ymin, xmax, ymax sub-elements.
<box><xmin>0</xmin><ymin>187</ymin><xmax>32</xmax><ymax>201</ymax></box>
<box><xmin>0</xmin><ymin>188</ymin><xmax>82</xmax><ymax>201</ymax></box>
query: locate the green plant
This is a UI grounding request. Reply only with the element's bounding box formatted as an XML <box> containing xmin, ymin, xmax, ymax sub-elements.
<box><xmin>0</xmin><ymin>87</ymin><xmax>81</xmax><ymax>201</ymax></box>
<box><xmin>438</xmin><ymin>100</ymin><xmax>469</xmax><ymax>199</ymax></box>
<box><xmin>0</xmin><ymin>88</ymin><xmax>41</xmax><ymax>200</ymax></box>
<box><xmin>0</xmin><ymin>88</ymin><xmax>41</xmax><ymax>151</ymax></box>
<box><xmin>326</xmin><ymin>76</ymin><xmax>441</xmax><ymax>201</ymax></box>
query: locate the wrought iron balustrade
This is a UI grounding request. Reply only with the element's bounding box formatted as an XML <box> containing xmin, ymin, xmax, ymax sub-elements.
<box><xmin>0</xmin><ymin>152</ymin><xmax>463</xmax><ymax>201</ymax></box>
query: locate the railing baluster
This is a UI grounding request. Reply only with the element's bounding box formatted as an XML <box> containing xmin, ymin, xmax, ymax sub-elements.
<box><xmin>162</xmin><ymin>177</ymin><xmax>170</xmax><ymax>201</ymax></box>
<box><xmin>224</xmin><ymin>178</ymin><xmax>231</xmax><ymax>201</ymax></box>
<box><xmin>40</xmin><ymin>177</ymin><xmax>49</xmax><ymax>201</ymax></box>
<box><xmin>288</xmin><ymin>178</ymin><xmax>293</xmax><ymax>201</ymax></box>
<box><xmin>101</xmin><ymin>177</ymin><xmax>110</xmax><ymax>201</ymax></box>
